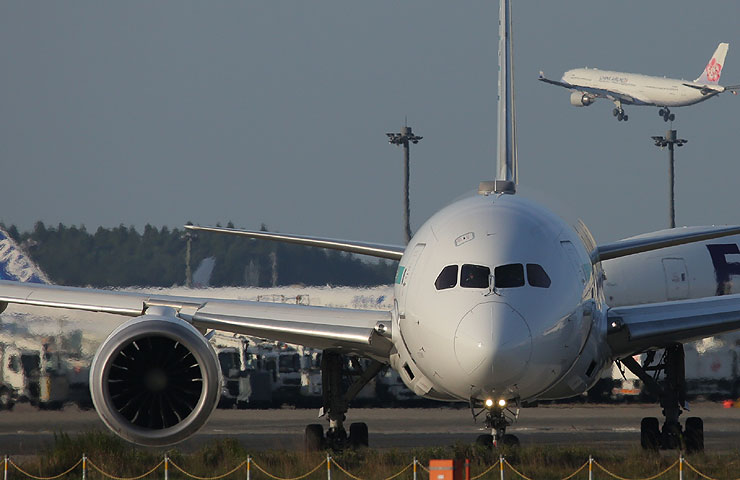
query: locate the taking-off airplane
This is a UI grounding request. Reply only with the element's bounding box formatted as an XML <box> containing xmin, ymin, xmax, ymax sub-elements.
<box><xmin>4</xmin><ymin>0</ymin><xmax>740</xmax><ymax>452</ymax></box>
<box><xmin>539</xmin><ymin>42</ymin><xmax>740</xmax><ymax>122</ymax></box>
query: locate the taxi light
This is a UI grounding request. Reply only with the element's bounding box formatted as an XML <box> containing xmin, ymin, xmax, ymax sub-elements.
<box><xmin>498</xmin><ymin>399</ymin><xmax>507</xmax><ymax>408</ymax></box>
<box><xmin>484</xmin><ymin>398</ymin><xmax>494</xmax><ymax>408</ymax></box>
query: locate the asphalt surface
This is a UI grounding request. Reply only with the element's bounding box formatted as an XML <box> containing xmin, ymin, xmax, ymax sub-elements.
<box><xmin>1</xmin><ymin>402</ymin><xmax>739</xmax><ymax>454</ymax></box>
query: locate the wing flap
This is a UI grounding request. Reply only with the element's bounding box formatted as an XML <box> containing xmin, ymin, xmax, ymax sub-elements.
<box><xmin>191</xmin><ymin>300</ymin><xmax>393</xmax><ymax>357</ymax></box>
<box><xmin>607</xmin><ymin>294</ymin><xmax>740</xmax><ymax>357</ymax></box>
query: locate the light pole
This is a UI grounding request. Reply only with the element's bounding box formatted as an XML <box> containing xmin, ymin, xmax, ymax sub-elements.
<box><xmin>387</xmin><ymin>125</ymin><xmax>422</xmax><ymax>244</ymax></box>
<box><xmin>184</xmin><ymin>227</ymin><xmax>197</xmax><ymax>288</ymax></box>
<box><xmin>651</xmin><ymin>130</ymin><xmax>687</xmax><ymax>228</ymax></box>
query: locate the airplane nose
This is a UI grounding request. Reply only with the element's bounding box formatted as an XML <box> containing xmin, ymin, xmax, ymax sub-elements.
<box><xmin>454</xmin><ymin>301</ymin><xmax>532</xmax><ymax>387</ymax></box>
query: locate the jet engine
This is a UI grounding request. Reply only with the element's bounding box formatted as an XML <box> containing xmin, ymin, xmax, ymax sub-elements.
<box><xmin>570</xmin><ymin>91</ymin><xmax>594</xmax><ymax>107</ymax></box>
<box><xmin>89</xmin><ymin>308</ymin><xmax>221</xmax><ymax>446</ymax></box>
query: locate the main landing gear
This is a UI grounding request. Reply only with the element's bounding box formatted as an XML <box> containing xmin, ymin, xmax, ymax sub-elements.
<box><xmin>621</xmin><ymin>344</ymin><xmax>704</xmax><ymax>453</ymax></box>
<box><xmin>658</xmin><ymin>108</ymin><xmax>675</xmax><ymax>122</ymax></box>
<box><xmin>472</xmin><ymin>399</ymin><xmax>520</xmax><ymax>448</ymax></box>
<box><xmin>612</xmin><ymin>106</ymin><xmax>629</xmax><ymax>122</ymax></box>
<box><xmin>305</xmin><ymin>351</ymin><xmax>384</xmax><ymax>451</ymax></box>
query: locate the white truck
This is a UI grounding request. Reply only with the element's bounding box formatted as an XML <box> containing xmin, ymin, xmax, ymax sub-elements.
<box><xmin>0</xmin><ymin>334</ymin><xmax>69</xmax><ymax>409</ymax></box>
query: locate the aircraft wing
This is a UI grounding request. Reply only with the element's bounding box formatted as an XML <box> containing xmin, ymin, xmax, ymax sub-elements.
<box><xmin>681</xmin><ymin>83</ymin><xmax>723</xmax><ymax>96</ymax></box>
<box><xmin>185</xmin><ymin>225</ymin><xmax>405</xmax><ymax>261</ymax></box>
<box><xmin>607</xmin><ymin>294</ymin><xmax>740</xmax><ymax>358</ymax></box>
<box><xmin>537</xmin><ymin>72</ymin><xmax>640</xmax><ymax>104</ymax></box>
<box><xmin>591</xmin><ymin>225</ymin><xmax>740</xmax><ymax>263</ymax></box>
<box><xmin>537</xmin><ymin>72</ymin><xmax>573</xmax><ymax>89</ymax></box>
<box><xmin>0</xmin><ymin>280</ymin><xmax>394</xmax><ymax>359</ymax></box>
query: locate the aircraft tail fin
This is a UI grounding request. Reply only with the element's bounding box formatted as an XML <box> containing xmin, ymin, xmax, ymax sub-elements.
<box><xmin>0</xmin><ymin>227</ymin><xmax>50</xmax><ymax>284</ymax></box>
<box><xmin>695</xmin><ymin>42</ymin><xmax>729</xmax><ymax>84</ymax></box>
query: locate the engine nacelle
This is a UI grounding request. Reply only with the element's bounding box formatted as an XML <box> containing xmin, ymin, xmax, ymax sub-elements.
<box><xmin>89</xmin><ymin>308</ymin><xmax>221</xmax><ymax>446</ymax></box>
<box><xmin>570</xmin><ymin>91</ymin><xmax>594</xmax><ymax>107</ymax></box>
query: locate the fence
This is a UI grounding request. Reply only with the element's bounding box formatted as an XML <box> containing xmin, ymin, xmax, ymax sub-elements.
<box><xmin>1</xmin><ymin>454</ymin><xmax>735</xmax><ymax>480</ymax></box>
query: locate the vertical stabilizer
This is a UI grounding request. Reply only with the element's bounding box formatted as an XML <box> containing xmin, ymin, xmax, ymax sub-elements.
<box><xmin>0</xmin><ymin>228</ymin><xmax>50</xmax><ymax>284</ymax></box>
<box><xmin>695</xmin><ymin>43</ymin><xmax>729</xmax><ymax>84</ymax></box>
<box><xmin>496</xmin><ymin>0</ymin><xmax>517</xmax><ymax>188</ymax></box>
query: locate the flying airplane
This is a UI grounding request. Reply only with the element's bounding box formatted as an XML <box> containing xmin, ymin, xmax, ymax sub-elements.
<box><xmin>4</xmin><ymin>0</ymin><xmax>740</xmax><ymax>453</ymax></box>
<box><xmin>539</xmin><ymin>42</ymin><xmax>740</xmax><ymax>122</ymax></box>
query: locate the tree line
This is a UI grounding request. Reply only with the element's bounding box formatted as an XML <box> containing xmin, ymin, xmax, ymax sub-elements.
<box><xmin>2</xmin><ymin>222</ymin><xmax>396</xmax><ymax>288</ymax></box>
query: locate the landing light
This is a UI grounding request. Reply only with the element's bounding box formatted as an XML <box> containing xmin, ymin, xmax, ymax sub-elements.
<box><xmin>498</xmin><ymin>399</ymin><xmax>507</xmax><ymax>408</ymax></box>
<box><xmin>484</xmin><ymin>398</ymin><xmax>494</xmax><ymax>408</ymax></box>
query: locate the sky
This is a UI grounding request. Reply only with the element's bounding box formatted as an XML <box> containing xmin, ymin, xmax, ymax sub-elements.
<box><xmin>1</xmin><ymin>1</ymin><xmax>739</xmax><ymax>246</ymax></box>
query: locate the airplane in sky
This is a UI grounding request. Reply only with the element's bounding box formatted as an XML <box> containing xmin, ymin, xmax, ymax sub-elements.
<box><xmin>5</xmin><ymin>0</ymin><xmax>740</xmax><ymax>453</ymax></box>
<box><xmin>539</xmin><ymin>43</ymin><xmax>740</xmax><ymax>122</ymax></box>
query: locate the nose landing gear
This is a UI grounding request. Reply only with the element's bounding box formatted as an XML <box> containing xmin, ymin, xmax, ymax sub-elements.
<box><xmin>658</xmin><ymin>108</ymin><xmax>676</xmax><ymax>122</ymax></box>
<box><xmin>472</xmin><ymin>399</ymin><xmax>520</xmax><ymax>448</ymax></box>
<box><xmin>621</xmin><ymin>344</ymin><xmax>704</xmax><ymax>453</ymax></box>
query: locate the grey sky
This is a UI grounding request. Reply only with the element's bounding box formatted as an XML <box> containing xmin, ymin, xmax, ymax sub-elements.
<box><xmin>1</xmin><ymin>1</ymin><xmax>739</xmax><ymax>247</ymax></box>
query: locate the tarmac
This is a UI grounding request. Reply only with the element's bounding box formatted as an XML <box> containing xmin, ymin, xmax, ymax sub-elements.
<box><xmin>1</xmin><ymin>402</ymin><xmax>739</xmax><ymax>454</ymax></box>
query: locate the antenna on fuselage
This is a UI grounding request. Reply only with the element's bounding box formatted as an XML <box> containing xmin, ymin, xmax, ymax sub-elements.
<box><xmin>495</xmin><ymin>0</ymin><xmax>517</xmax><ymax>195</ymax></box>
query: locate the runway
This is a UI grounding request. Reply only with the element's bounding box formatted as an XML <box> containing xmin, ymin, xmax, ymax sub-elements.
<box><xmin>2</xmin><ymin>403</ymin><xmax>739</xmax><ymax>453</ymax></box>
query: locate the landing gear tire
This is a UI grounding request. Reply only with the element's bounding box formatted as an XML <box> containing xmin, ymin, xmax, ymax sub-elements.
<box><xmin>662</xmin><ymin>422</ymin><xmax>682</xmax><ymax>450</ymax></box>
<box><xmin>502</xmin><ymin>434</ymin><xmax>520</xmax><ymax>447</ymax></box>
<box><xmin>669</xmin><ymin>113</ymin><xmax>675</xmax><ymax>122</ymax></box>
<box><xmin>475</xmin><ymin>434</ymin><xmax>493</xmax><ymax>447</ymax></box>
<box><xmin>305</xmin><ymin>424</ymin><xmax>325</xmax><ymax>452</ymax></box>
<box><xmin>349</xmin><ymin>422</ymin><xmax>369</xmax><ymax>448</ymax></box>
<box><xmin>623</xmin><ymin>114</ymin><xmax>628</xmax><ymax>121</ymax></box>
<box><xmin>659</xmin><ymin>109</ymin><xmax>665</xmax><ymax>116</ymax></box>
<box><xmin>613</xmin><ymin>108</ymin><xmax>619</xmax><ymax>117</ymax></box>
<box><xmin>685</xmin><ymin>417</ymin><xmax>704</xmax><ymax>453</ymax></box>
<box><xmin>0</xmin><ymin>390</ymin><xmax>14</xmax><ymax>411</ymax></box>
<box><xmin>617</xmin><ymin>112</ymin><xmax>624</xmax><ymax>121</ymax></box>
<box><xmin>640</xmin><ymin>417</ymin><xmax>660</xmax><ymax>450</ymax></box>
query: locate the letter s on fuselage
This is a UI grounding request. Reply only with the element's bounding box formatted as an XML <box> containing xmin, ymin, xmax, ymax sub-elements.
<box><xmin>388</xmin><ymin>193</ymin><xmax>611</xmax><ymax>404</ymax></box>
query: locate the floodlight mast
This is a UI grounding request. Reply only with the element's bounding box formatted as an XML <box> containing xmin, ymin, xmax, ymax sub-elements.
<box><xmin>386</xmin><ymin>125</ymin><xmax>423</xmax><ymax>244</ymax></box>
<box><xmin>651</xmin><ymin>130</ymin><xmax>687</xmax><ymax>229</ymax></box>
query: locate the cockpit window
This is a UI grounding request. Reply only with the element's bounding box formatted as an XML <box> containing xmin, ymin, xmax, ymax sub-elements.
<box><xmin>435</xmin><ymin>265</ymin><xmax>458</xmax><ymax>290</ymax></box>
<box><xmin>526</xmin><ymin>264</ymin><xmax>551</xmax><ymax>288</ymax></box>
<box><xmin>460</xmin><ymin>264</ymin><xmax>490</xmax><ymax>288</ymax></box>
<box><xmin>494</xmin><ymin>264</ymin><xmax>525</xmax><ymax>288</ymax></box>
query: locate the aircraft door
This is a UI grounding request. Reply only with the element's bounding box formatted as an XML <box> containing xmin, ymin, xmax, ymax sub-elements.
<box><xmin>662</xmin><ymin>257</ymin><xmax>689</xmax><ymax>300</ymax></box>
<box><xmin>397</xmin><ymin>243</ymin><xmax>426</xmax><ymax>318</ymax></box>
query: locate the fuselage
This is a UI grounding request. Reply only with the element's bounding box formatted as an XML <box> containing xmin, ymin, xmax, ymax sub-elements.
<box><xmin>388</xmin><ymin>192</ymin><xmax>611</xmax><ymax>405</ymax></box>
<box><xmin>563</xmin><ymin>68</ymin><xmax>720</xmax><ymax>107</ymax></box>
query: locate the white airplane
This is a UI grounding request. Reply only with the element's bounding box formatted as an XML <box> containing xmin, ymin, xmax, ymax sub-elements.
<box><xmin>539</xmin><ymin>43</ymin><xmax>740</xmax><ymax>122</ymax></box>
<box><xmin>4</xmin><ymin>0</ymin><xmax>740</xmax><ymax>453</ymax></box>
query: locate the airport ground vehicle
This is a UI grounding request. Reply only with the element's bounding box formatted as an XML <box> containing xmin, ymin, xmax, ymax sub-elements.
<box><xmin>211</xmin><ymin>333</ymin><xmax>271</xmax><ymax>408</ymax></box>
<box><xmin>0</xmin><ymin>334</ymin><xmax>69</xmax><ymax>409</ymax></box>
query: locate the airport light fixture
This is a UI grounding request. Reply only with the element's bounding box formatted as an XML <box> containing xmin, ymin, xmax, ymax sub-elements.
<box><xmin>386</xmin><ymin>125</ymin><xmax>423</xmax><ymax>244</ymax></box>
<box><xmin>651</xmin><ymin>130</ymin><xmax>687</xmax><ymax>229</ymax></box>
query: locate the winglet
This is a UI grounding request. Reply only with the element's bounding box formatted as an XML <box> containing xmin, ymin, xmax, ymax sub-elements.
<box><xmin>695</xmin><ymin>42</ymin><xmax>729</xmax><ymax>84</ymax></box>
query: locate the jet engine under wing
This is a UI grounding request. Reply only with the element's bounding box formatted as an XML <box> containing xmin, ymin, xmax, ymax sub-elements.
<box><xmin>185</xmin><ymin>225</ymin><xmax>404</xmax><ymax>261</ymax></box>
<box><xmin>0</xmin><ymin>280</ymin><xmax>394</xmax><ymax>359</ymax></box>
<box><xmin>607</xmin><ymin>294</ymin><xmax>740</xmax><ymax>358</ymax></box>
